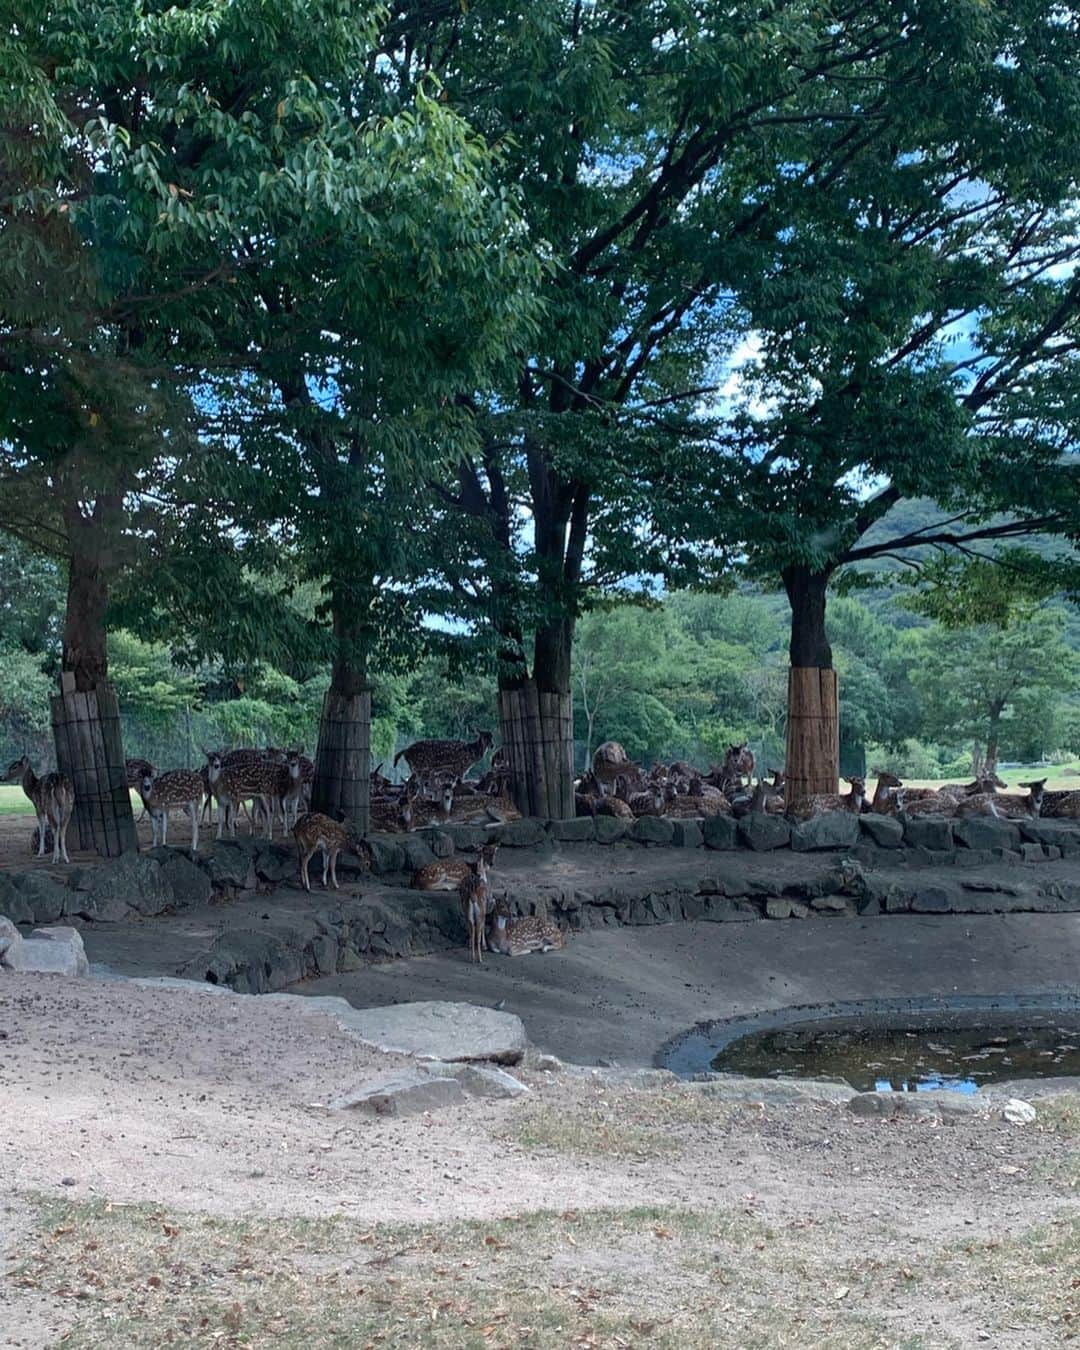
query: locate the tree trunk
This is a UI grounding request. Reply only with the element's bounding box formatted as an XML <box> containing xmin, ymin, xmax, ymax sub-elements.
<box><xmin>984</xmin><ymin>708</ymin><xmax>1002</xmax><ymax>778</ymax></box>
<box><xmin>497</xmin><ymin>678</ymin><xmax>575</xmax><ymax>819</ymax></box>
<box><xmin>311</xmin><ymin>590</ymin><xmax>371</xmax><ymax>831</ymax></box>
<box><xmin>50</xmin><ymin>510</ymin><xmax>137</xmax><ymax>856</ymax></box>
<box><xmin>782</xmin><ymin>565</ymin><xmax>839</xmax><ymax>802</ymax></box>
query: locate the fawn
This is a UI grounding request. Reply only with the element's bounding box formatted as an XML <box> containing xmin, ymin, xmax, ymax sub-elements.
<box><xmin>293</xmin><ymin>812</ymin><xmax>372</xmax><ymax>892</ymax></box>
<box><xmin>413</xmin><ymin>843</ymin><xmax>498</xmax><ymax>892</ymax></box>
<box><xmin>6</xmin><ymin>755</ymin><xmax>75</xmax><ymax>864</ymax></box>
<box><xmin>489</xmin><ymin>898</ymin><xmax>566</xmax><ymax>956</ymax></box>
<box><xmin>459</xmin><ymin>855</ymin><xmax>492</xmax><ymax>963</ymax></box>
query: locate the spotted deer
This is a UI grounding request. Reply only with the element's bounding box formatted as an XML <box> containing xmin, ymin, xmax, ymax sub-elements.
<box><xmin>268</xmin><ymin>749</ymin><xmax>307</xmax><ymax>837</ymax></box>
<box><xmin>410</xmin><ymin>779</ymin><xmax>456</xmax><ymax>830</ymax></box>
<box><xmin>956</xmin><ymin>779</ymin><xmax>1046</xmax><ymax>819</ymax></box>
<box><xmin>293</xmin><ymin>812</ymin><xmax>372</xmax><ymax>892</ymax></box>
<box><xmin>138</xmin><ymin>770</ymin><xmax>203</xmax><ymax>855</ymax></box>
<box><xmin>490</xmin><ymin>897</ymin><xmax>566</xmax><ymax>956</ymax></box>
<box><xmin>722</xmin><ymin>742</ymin><xmax>756</xmax><ymax>790</ymax></box>
<box><xmin>1041</xmin><ymin>789</ymin><xmax>1080</xmax><ymax>819</ymax></box>
<box><xmin>394</xmin><ymin>730</ymin><xmax>494</xmax><ymax>782</ymax></box>
<box><xmin>868</xmin><ymin>771</ymin><xmax>903</xmax><ymax>815</ymax></box>
<box><xmin>787</xmin><ymin>777</ymin><xmax>866</xmax><ymax>822</ymax></box>
<box><xmin>413</xmin><ymin>843</ymin><xmax>499</xmax><ymax>892</ymax></box>
<box><xmin>459</xmin><ymin>856</ymin><xmax>492</xmax><ymax>963</ymax></box>
<box><xmin>591</xmin><ymin>740</ymin><xmax>631</xmax><ymax>794</ymax></box>
<box><xmin>5</xmin><ymin>755</ymin><xmax>75</xmax><ymax>864</ymax></box>
<box><xmin>204</xmin><ymin>751</ymin><xmax>282</xmax><ymax>839</ymax></box>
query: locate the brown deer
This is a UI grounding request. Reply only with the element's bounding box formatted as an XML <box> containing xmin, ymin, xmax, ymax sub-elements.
<box><xmin>459</xmin><ymin>856</ymin><xmax>492</xmax><ymax>963</ymax></box>
<box><xmin>1041</xmin><ymin>789</ymin><xmax>1080</xmax><ymax>819</ymax></box>
<box><xmin>722</xmin><ymin>742</ymin><xmax>756</xmax><ymax>790</ymax></box>
<box><xmin>413</xmin><ymin>842</ymin><xmax>499</xmax><ymax>892</ymax></box>
<box><xmin>591</xmin><ymin>740</ymin><xmax>632</xmax><ymax>794</ymax></box>
<box><xmin>6</xmin><ymin>755</ymin><xmax>75</xmax><ymax>864</ymax></box>
<box><xmin>269</xmin><ymin>749</ymin><xmax>307</xmax><ymax>837</ymax></box>
<box><xmin>956</xmin><ymin>779</ymin><xmax>1046</xmax><ymax>820</ymax></box>
<box><xmin>293</xmin><ymin>812</ymin><xmax>372</xmax><ymax>891</ymax></box>
<box><xmin>489</xmin><ymin>897</ymin><xmax>566</xmax><ymax>956</ymax></box>
<box><xmin>204</xmin><ymin>751</ymin><xmax>282</xmax><ymax>839</ymax></box>
<box><xmin>868</xmin><ymin>771</ymin><xmax>903</xmax><ymax>815</ymax></box>
<box><xmin>788</xmin><ymin>777</ymin><xmax>866</xmax><ymax>822</ymax></box>
<box><xmin>138</xmin><ymin>770</ymin><xmax>203</xmax><ymax>855</ymax></box>
<box><xmin>394</xmin><ymin>730</ymin><xmax>494</xmax><ymax>782</ymax></box>
<box><xmin>410</xmin><ymin>779</ymin><xmax>456</xmax><ymax>829</ymax></box>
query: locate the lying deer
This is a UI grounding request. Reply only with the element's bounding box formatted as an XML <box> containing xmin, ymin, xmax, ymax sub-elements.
<box><xmin>787</xmin><ymin>777</ymin><xmax>866</xmax><ymax>822</ymax></box>
<box><xmin>6</xmin><ymin>755</ymin><xmax>75</xmax><ymax>864</ymax></box>
<box><xmin>955</xmin><ymin>779</ymin><xmax>1046</xmax><ymax>820</ymax></box>
<box><xmin>489</xmin><ymin>897</ymin><xmax>566</xmax><ymax>956</ymax></box>
<box><xmin>413</xmin><ymin>843</ymin><xmax>499</xmax><ymax>892</ymax></box>
<box><xmin>868</xmin><ymin>771</ymin><xmax>903</xmax><ymax>815</ymax></box>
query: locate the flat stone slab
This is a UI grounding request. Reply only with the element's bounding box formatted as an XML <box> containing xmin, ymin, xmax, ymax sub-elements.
<box><xmin>686</xmin><ymin>1075</ymin><xmax>855</xmax><ymax>1105</ymax></box>
<box><xmin>330</xmin><ymin>1071</ymin><xmax>467</xmax><ymax>1115</ymax></box>
<box><xmin>5</xmin><ymin>925</ymin><xmax>89</xmax><ymax>977</ymax></box>
<box><xmin>332</xmin><ymin>999</ymin><xmax>528</xmax><ymax>1065</ymax></box>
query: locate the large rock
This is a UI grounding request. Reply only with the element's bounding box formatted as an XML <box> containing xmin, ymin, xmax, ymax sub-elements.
<box><xmin>254</xmin><ymin>842</ymin><xmax>297</xmax><ymax>885</ymax></box>
<box><xmin>442</xmin><ymin>1063</ymin><xmax>530</xmax><ymax>1100</ymax></box>
<box><xmin>630</xmin><ymin>815</ymin><xmax>675</xmax><ymax>847</ymax></box>
<box><xmin>0</xmin><ymin>915</ymin><xmax>23</xmax><ymax>967</ymax></box>
<box><xmin>397</xmin><ymin>834</ymin><xmax>438</xmax><ymax>873</ymax></box>
<box><xmin>330</xmin><ymin>1071</ymin><xmax>468</xmax><ymax>1116</ymax></box>
<box><xmin>159</xmin><ymin>852</ymin><xmax>213</xmax><ymax>908</ymax></box>
<box><xmin>548</xmin><ymin>817</ymin><xmax>596</xmax><ymax>843</ymax></box>
<box><xmin>900</xmin><ymin>815</ymin><xmax>954</xmax><ymax>852</ymax></box>
<box><xmin>790</xmin><ymin>811</ymin><xmax>861</xmax><ymax>852</ymax></box>
<box><xmin>364</xmin><ymin>836</ymin><xmax>405</xmax><ymax>875</ymax></box>
<box><xmin>952</xmin><ymin>817</ymin><xmax>1021</xmax><ymax>852</ymax></box>
<box><xmin>493</xmin><ymin>818</ymin><xmax>549</xmax><ymax>848</ymax></box>
<box><xmin>443</xmin><ymin>823</ymin><xmax>495</xmax><ymax>851</ymax></box>
<box><xmin>702</xmin><ymin>814</ymin><xmax>739</xmax><ymax>850</ymax></box>
<box><xmin>594</xmin><ymin>816</ymin><xmax>628</xmax><ymax>844</ymax></box>
<box><xmin>859</xmin><ymin>814</ymin><xmax>904</xmax><ymax>848</ymax></box>
<box><xmin>6</xmin><ymin>925</ymin><xmax>89</xmax><ymax>977</ymax></box>
<box><xmin>1018</xmin><ymin>819</ymin><xmax>1080</xmax><ymax>850</ymax></box>
<box><xmin>204</xmin><ymin>840</ymin><xmax>258</xmax><ymax>889</ymax></box>
<box><xmin>737</xmin><ymin>814</ymin><xmax>791</xmax><ymax>852</ymax></box>
<box><xmin>670</xmin><ymin>819</ymin><xmax>703</xmax><ymax>848</ymax></box>
<box><xmin>0</xmin><ymin>872</ymin><xmax>72</xmax><ymax>925</ymax></box>
<box><xmin>336</xmin><ymin>999</ymin><xmax>528</xmax><ymax>1065</ymax></box>
<box><xmin>185</xmin><ymin>929</ymin><xmax>307</xmax><ymax>993</ymax></box>
<box><xmin>74</xmin><ymin>853</ymin><xmax>175</xmax><ymax>921</ymax></box>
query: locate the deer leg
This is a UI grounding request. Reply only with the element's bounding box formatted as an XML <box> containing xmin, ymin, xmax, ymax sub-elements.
<box><xmin>58</xmin><ymin>806</ymin><xmax>71</xmax><ymax>864</ymax></box>
<box><xmin>299</xmin><ymin>846</ymin><xmax>312</xmax><ymax>892</ymax></box>
<box><xmin>329</xmin><ymin>846</ymin><xmax>340</xmax><ymax>890</ymax></box>
<box><xmin>188</xmin><ymin>800</ymin><xmax>199</xmax><ymax>856</ymax></box>
<box><xmin>48</xmin><ymin>811</ymin><xmax>60</xmax><ymax>864</ymax></box>
<box><xmin>321</xmin><ymin>847</ymin><xmax>330</xmax><ymax>888</ymax></box>
<box><xmin>215</xmin><ymin>798</ymin><xmax>224</xmax><ymax>841</ymax></box>
<box><xmin>36</xmin><ymin>814</ymin><xmax>47</xmax><ymax>857</ymax></box>
<box><xmin>162</xmin><ymin>810</ymin><xmax>169</xmax><ymax>846</ymax></box>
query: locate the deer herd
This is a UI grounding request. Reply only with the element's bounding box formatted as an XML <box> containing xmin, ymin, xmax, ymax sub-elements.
<box><xmin>4</xmin><ymin>730</ymin><xmax>1078</xmax><ymax>964</ymax></box>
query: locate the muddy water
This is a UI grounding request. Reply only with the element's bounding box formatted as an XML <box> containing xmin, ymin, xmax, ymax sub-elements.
<box><xmin>664</xmin><ymin>998</ymin><xmax>1080</xmax><ymax>1092</ymax></box>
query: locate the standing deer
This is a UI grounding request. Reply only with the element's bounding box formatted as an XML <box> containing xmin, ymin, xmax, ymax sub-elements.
<box><xmin>459</xmin><ymin>855</ymin><xmax>492</xmax><ymax>963</ymax></box>
<box><xmin>393</xmin><ymin>730</ymin><xmax>494</xmax><ymax>782</ymax></box>
<box><xmin>138</xmin><ymin>770</ymin><xmax>203</xmax><ymax>856</ymax></box>
<box><xmin>293</xmin><ymin>812</ymin><xmax>372</xmax><ymax>892</ymax></box>
<box><xmin>6</xmin><ymin>755</ymin><xmax>75</xmax><ymax>864</ymax></box>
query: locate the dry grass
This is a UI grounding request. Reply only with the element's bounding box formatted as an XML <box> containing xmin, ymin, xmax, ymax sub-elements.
<box><xmin>505</xmin><ymin>1085</ymin><xmax>744</xmax><ymax>1160</ymax></box>
<box><xmin>1032</xmin><ymin>1095</ymin><xmax>1080</xmax><ymax>1191</ymax></box>
<box><xmin>16</xmin><ymin>1198</ymin><xmax>932</xmax><ymax>1350</ymax></box>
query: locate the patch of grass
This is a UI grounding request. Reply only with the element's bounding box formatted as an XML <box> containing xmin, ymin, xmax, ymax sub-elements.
<box><xmin>505</xmin><ymin>1087</ymin><xmax>742</xmax><ymax>1160</ymax></box>
<box><xmin>16</xmin><ymin>1198</ymin><xmax>929</xmax><ymax>1350</ymax></box>
<box><xmin>1037</xmin><ymin>1095</ymin><xmax>1080</xmax><ymax>1138</ymax></box>
<box><xmin>0</xmin><ymin>783</ymin><xmax>33</xmax><ymax>815</ymax></box>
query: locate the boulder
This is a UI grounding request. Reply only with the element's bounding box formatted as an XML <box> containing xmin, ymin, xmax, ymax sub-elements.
<box><xmin>6</xmin><ymin>925</ymin><xmax>89</xmax><ymax>977</ymax></box>
<box><xmin>159</xmin><ymin>852</ymin><xmax>213</xmax><ymax>908</ymax></box>
<box><xmin>0</xmin><ymin>872</ymin><xmax>71</xmax><ymax>925</ymax></box>
<box><xmin>203</xmin><ymin>840</ymin><xmax>258</xmax><ymax>889</ymax></box>
<box><xmin>810</xmin><ymin>893</ymin><xmax>852</xmax><ymax>914</ymax></box>
<box><xmin>702</xmin><ymin>814</ymin><xmax>739</xmax><ymax>850</ymax></box>
<box><xmin>329</xmin><ymin>1071</ymin><xmax>468</xmax><ymax>1116</ymax></box>
<box><xmin>364</xmin><ymin>836</ymin><xmax>405</xmax><ymax>876</ymax></box>
<box><xmin>418</xmin><ymin>829</ymin><xmax>455</xmax><ymax>859</ymax></box>
<box><xmin>952</xmin><ymin>817</ymin><xmax>1021</xmax><ymax>853</ymax></box>
<box><xmin>254</xmin><ymin>842</ymin><xmax>297</xmax><ymax>885</ymax></box>
<box><xmin>858</xmin><ymin>814</ymin><xmax>904</xmax><ymax>848</ymax></box>
<box><xmin>309</xmin><ymin>933</ymin><xmax>340</xmax><ymax>976</ymax></box>
<box><xmin>900</xmin><ymin>815</ymin><xmax>954</xmax><ymax>852</ymax></box>
<box><xmin>630</xmin><ymin>815</ymin><xmax>675</xmax><ymax>847</ymax></box>
<box><xmin>334</xmin><ymin>999</ymin><xmax>528</xmax><ymax>1064</ymax></box>
<box><xmin>911</xmin><ymin>885</ymin><xmax>952</xmax><ymax>913</ymax></box>
<box><xmin>1018</xmin><ymin>819</ymin><xmax>1080</xmax><ymax>850</ymax></box>
<box><xmin>184</xmin><ymin>929</ymin><xmax>306</xmax><ymax>994</ymax></box>
<box><xmin>396</xmin><ymin>834</ymin><xmax>438</xmax><ymax>873</ymax></box>
<box><xmin>493</xmin><ymin>818</ymin><xmax>549</xmax><ymax>848</ymax></box>
<box><xmin>443</xmin><ymin>823</ymin><xmax>496</xmax><ymax>851</ymax></box>
<box><xmin>594</xmin><ymin>816</ymin><xmax>627</xmax><ymax>844</ymax></box>
<box><xmin>0</xmin><ymin>915</ymin><xmax>24</xmax><ymax>967</ymax></box>
<box><xmin>790</xmin><ymin>811</ymin><xmax>861</xmax><ymax>852</ymax></box>
<box><xmin>442</xmin><ymin>1063</ymin><xmax>530</xmax><ymax>1100</ymax></box>
<box><xmin>670</xmin><ymin>819</ymin><xmax>703</xmax><ymax>848</ymax></box>
<box><xmin>737</xmin><ymin>814</ymin><xmax>791</xmax><ymax>852</ymax></box>
<box><xmin>999</xmin><ymin>1098</ymin><xmax>1037</xmax><ymax>1124</ymax></box>
<box><xmin>548</xmin><ymin>816</ymin><xmax>596</xmax><ymax>843</ymax></box>
<box><xmin>73</xmin><ymin>853</ymin><xmax>175</xmax><ymax>921</ymax></box>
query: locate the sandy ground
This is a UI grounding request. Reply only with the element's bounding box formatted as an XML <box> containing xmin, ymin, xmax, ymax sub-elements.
<box><xmin>2</xmin><ymin>975</ymin><xmax>1079</xmax><ymax>1349</ymax></box>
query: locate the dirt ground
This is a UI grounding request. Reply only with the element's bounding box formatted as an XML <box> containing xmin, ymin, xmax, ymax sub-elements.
<box><xmin>2</xmin><ymin>975</ymin><xmax>1078</xmax><ymax>1349</ymax></box>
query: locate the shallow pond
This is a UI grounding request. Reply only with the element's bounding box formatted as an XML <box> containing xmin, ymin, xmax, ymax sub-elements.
<box><xmin>664</xmin><ymin>998</ymin><xmax>1080</xmax><ymax>1093</ymax></box>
